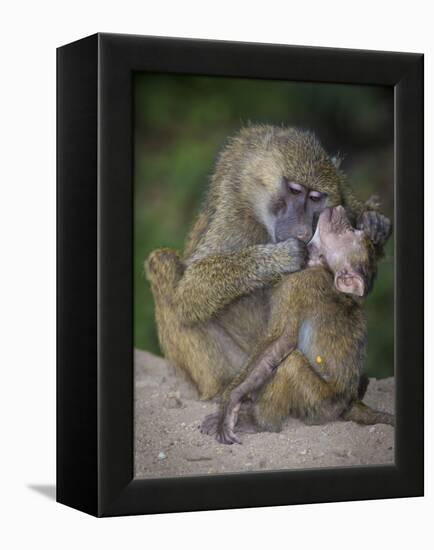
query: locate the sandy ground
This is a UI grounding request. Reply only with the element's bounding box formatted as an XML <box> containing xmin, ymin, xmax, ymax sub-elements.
<box><xmin>134</xmin><ymin>349</ymin><xmax>395</xmax><ymax>478</ymax></box>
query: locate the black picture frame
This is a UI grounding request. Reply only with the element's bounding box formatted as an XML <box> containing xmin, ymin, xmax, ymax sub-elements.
<box><xmin>57</xmin><ymin>33</ymin><xmax>424</xmax><ymax>517</ymax></box>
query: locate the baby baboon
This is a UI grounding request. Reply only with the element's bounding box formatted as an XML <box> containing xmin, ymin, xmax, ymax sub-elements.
<box><xmin>145</xmin><ymin>126</ymin><xmax>392</xmax><ymax>400</ymax></box>
<box><xmin>201</xmin><ymin>205</ymin><xmax>394</xmax><ymax>444</ymax></box>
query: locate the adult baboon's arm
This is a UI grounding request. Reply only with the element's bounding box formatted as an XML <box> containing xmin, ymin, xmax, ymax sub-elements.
<box><xmin>175</xmin><ymin>240</ymin><xmax>306</xmax><ymax>324</ymax></box>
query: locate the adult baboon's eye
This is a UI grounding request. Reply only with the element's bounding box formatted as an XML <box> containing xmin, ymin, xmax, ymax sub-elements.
<box><xmin>288</xmin><ymin>182</ymin><xmax>303</xmax><ymax>195</ymax></box>
<box><xmin>309</xmin><ymin>192</ymin><xmax>323</xmax><ymax>202</ymax></box>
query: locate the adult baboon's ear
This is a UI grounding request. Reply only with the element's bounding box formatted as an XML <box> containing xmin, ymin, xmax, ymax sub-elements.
<box><xmin>334</xmin><ymin>270</ymin><xmax>365</xmax><ymax>297</ymax></box>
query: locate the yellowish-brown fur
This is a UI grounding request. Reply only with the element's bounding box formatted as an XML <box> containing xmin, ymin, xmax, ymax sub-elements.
<box><xmin>145</xmin><ymin>125</ymin><xmax>389</xmax><ymax>407</ymax></box>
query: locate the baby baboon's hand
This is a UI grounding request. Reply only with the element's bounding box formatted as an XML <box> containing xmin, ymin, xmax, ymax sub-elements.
<box><xmin>274</xmin><ymin>238</ymin><xmax>307</xmax><ymax>274</ymax></box>
<box><xmin>358</xmin><ymin>211</ymin><xmax>392</xmax><ymax>246</ymax></box>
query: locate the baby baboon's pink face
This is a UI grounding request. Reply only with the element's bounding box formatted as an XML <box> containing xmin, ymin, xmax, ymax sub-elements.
<box><xmin>309</xmin><ymin>206</ymin><xmax>369</xmax><ymax>297</ymax></box>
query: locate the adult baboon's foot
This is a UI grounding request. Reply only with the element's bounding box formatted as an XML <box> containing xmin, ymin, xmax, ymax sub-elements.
<box><xmin>200</xmin><ymin>411</ymin><xmax>221</xmax><ymax>436</ymax></box>
<box><xmin>144</xmin><ymin>248</ymin><xmax>183</xmax><ymax>291</ymax></box>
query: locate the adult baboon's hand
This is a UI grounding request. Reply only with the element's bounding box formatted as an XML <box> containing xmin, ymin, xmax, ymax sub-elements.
<box><xmin>278</xmin><ymin>237</ymin><xmax>308</xmax><ymax>273</ymax></box>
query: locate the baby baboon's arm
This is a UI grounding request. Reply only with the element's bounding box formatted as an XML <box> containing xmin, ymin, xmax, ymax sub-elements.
<box><xmin>215</xmin><ymin>333</ymin><xmax>295</xmax><ymax>444</ymax></box>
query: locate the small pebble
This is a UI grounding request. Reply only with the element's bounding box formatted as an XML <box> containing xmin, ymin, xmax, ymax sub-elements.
<box><xmin>334</xmin><ymin>449</ymin><xmax>351</xmax><ymax>458</ymax></box>
<box><xmin>369</xmin><ymin>426</ymin><xmax>376</xmax><ymax>433</ymax></box>
<box><xmin>165</xmin><ymin>391</ymin><xmax>184</xmax><ymax>409</ymax></box>
<box><xmin>158</xmin><ymin>452</ymin><xmax>167</xmax><ymax>460</ymax></box>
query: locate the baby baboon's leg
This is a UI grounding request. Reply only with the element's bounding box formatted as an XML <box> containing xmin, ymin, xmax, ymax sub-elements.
<box><xmin>145</xmin><ymin>249</ymin><xmax>246</xmax><ymax>400</ymax></box>
<box><xmin>342</xmin><ymin>401</ymin><xmax>395</xmax><ymax>426</ymax></box>
<box><xmin>204</xmin><ymin>334</ymin><xmax>294</xmax><ymax>444</ymax></box>
<box><xmin>254</xmin><ymin>350</ymin><xmax>342</xmax><ymax>431</ymax></box>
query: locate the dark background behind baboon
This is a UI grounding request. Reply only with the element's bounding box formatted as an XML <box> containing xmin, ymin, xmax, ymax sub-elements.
<box><xmin>134</xmin><ymin>74</ymin><xmax>394</xmax><ymax>378</ymax></box>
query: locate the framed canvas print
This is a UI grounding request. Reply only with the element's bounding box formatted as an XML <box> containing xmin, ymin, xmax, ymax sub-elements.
<box><xmin>57</xmin><ymin>33</ymin><xmax>424</xmax><ymax>517</ymax></box>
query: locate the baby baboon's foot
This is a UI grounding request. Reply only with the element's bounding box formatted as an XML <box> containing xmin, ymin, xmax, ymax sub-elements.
<box><xmin>379</xmin><ymin>411</ymin><xmax>395</xmax><ymax>426</ymax></box>
<box><xmin>216</xmin><ymin>423</ymin><xmax>242</xmax><ymax>445</ymax></box>
<box><xmin>341</xmin><ymin>401</ymin><xmax>395</xmax><ymax>427</ymax></box>
<box><xmin>200</xmin><ymin>412</ymin><xmax>242</xmax><ymax>444</ymax></box>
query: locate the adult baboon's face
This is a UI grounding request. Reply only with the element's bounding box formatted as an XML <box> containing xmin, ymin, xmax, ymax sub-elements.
<box><xmin>268</xmin><ymin>178</ymin><xmax>328</xmax><ymax>243</ymax></box>
<box><xmin>243</xmin><ymin>129</ymin><xmax>343</xmax><ymax>244</ymax></box>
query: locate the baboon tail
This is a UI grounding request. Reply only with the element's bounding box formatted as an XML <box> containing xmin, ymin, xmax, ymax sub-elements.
<box><xmin>342</xmin><ymin>401</ymin><xmax>395</xmax><ymax>426</ymax></box>
<box><xmin>144</xmin><ymin>248</ymin><xmax>184</xmax><ymax>296</ymax></box>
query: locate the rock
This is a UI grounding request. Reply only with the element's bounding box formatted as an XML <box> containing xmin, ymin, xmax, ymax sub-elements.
<box><xmin>158</xmin><ymin>452</ymin><xmax>167</xmax><ymax>460</ymax></box>
<box><xmin>164</xmin><ymin>391</ymin><xmax>184</xmax><ymax>409</ymax></box>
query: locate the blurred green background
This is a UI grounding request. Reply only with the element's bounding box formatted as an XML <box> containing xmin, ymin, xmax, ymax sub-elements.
<box><xmin>134</xmin><ymin>74</ymin><xmax>394</xmax><ymax>378</ymax></box>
